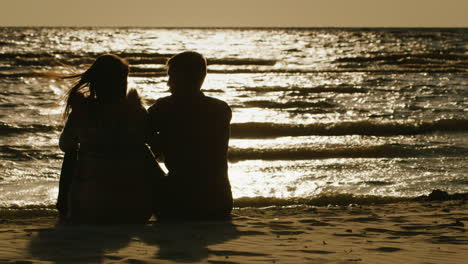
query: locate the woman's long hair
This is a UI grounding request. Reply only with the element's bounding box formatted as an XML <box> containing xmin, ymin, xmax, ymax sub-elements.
<box><xmin>63</xmin><ymin>54</ymin><xmax>129</xmax><ymax>119</ymax></box>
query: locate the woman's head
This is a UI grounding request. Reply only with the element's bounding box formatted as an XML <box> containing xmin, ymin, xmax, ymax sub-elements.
<box><xmin>63</xmin><ymin>54</ymin><xmax>129</xmax><ymax>118</ymax></box>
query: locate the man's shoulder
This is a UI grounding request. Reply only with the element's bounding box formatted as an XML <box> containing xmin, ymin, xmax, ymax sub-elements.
<box><xmin>148</xmin><ymin>96</ymin><xmax>173</xmax><ymax>113</ymax></box>
<box><xmin>148</xmin><ymin>94</ymin><xmax>231</xmax><ymax>114</ymax></box>
<box><xmin>202</xmin><ymin>95</ymin><xmax>231</xmax><ymax>111</ymax></box>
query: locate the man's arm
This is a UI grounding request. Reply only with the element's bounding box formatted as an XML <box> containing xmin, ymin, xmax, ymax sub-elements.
<box><xmin>146</xmin><ymin>104</ymin><xmax>163</xmax><ymax>159</ymax></box>
<box><xmin>223</xmin><ymin>103</ymin><xmax>232</xmax><ymax>151</ymax></box>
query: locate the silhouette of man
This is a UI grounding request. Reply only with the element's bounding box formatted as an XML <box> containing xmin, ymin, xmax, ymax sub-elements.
<box><xmin>148</xmin><ymin>51</ymin><xmax>233</xmax><ymax>220</ymax></box>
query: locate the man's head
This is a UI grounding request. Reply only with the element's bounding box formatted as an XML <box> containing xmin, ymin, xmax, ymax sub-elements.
<box><xmin>167</xmin><ymin>51</ymin><xmax>207</xmax><ymax>95</ymax></box>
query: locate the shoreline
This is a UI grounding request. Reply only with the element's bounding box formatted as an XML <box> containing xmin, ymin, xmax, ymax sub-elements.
<box><xmin>1</xmin><ymin>189</ymin><xmax>466</xmax><ymax>216</ymax></box>
<box><xmin>1</xmin><ymin>199</ymin><xmax>466</xmax><ymax>263</ymax></box>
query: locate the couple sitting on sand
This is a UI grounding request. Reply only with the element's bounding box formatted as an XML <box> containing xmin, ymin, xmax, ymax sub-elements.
<box><xmin>56</xmin><ymin>52</ymin><xmax>233</xmax><ymax>224</ymax></box>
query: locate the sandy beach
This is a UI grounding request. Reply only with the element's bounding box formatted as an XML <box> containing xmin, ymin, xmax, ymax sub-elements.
<box><xmin>0</xmin><ymin>200</ymin><xmax>466</xmax><ymax>264</ymax></box>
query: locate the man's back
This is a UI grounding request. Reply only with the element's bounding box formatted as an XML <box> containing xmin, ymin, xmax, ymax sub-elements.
<box><xmin>148</xmin><ymin>92</ymin><xmax>233</xmax><ymax>219</ymax></box>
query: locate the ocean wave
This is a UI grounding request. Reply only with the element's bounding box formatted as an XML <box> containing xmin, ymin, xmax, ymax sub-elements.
<box><xmin>207</xmin><ymin>68</ymin><xmax>466</xmax><ymax>74</ymax></box>
<box><xmin>242</xmin><ymin>86</ymin><xmax>368</xmax><ymax>94</ymax></box>
<box><xmin>0</xmin><ymin>122</ymin><xmax>59</xmax><ymax>135</ymax></box>
<box><xmin>234</xmin><ymin>194</ymin><xmax>411</xmax><ymax>208</ymax></box>
<box><xmin>121</xmin><ymin>68</ymin><xmax>461</xmax><ymax>78</ymax></box>
<box><xmin>130</xmin><ymin>71</ymin><xmax>167</xmax><ymax>77</ymax></box>
<box><xmin>1</xmin><ymin>191</ymin><xmax>466</xmax><ymax>218</ymax></box>
<box><xmin>227</xmin><ymin>144</ymin><xmax>468</xmax><ymax>161</ymax></box>
<box><xmin>1</xmin><ymin>68</ymin><xmax>465</xmax><ymax>79</ymax></box>
<box><xmin>334</xmin><ymin>53</ymin><xmax>468</xmax><ymax>69</ymax></box>
<box><xmin>0</xmin><ymin>72</ymin><xmax>42</xmax><ymax>78</ymax></box>
<box><xmin>130</xmin><ymin>66</ymin><xmax>166</xmax><ymax>73</ymax></box>
<box><xmin>234</xmin><ymin>190</ymin><xmax>467</xmax><ymax>207</ymax></box>
<box><xmin>335</xmin><ymin>53</ymin><xmax>468</xmax><ymax>63</ymax></box>
<box><xmin>0</xmin><ymin>51</ymin><xmax>171</xmax><ymax>60</ymax></box>
<box><xmin>230</xmin><ymin>119</ymin><xmax>468</xmax><ymax>138</ymax></box>
<box><xmin>129</xmin><ymin>58</ymin><xmax>276</xmax><ymax>66</ymax></box>
<box><xmin>5</xmin><ymin>143</ymin><xmax>462</xmax><ymax>162</ymax></box>
<box><xmin>0</xmin><ymin>145</ymin><xmax>62</xmax><ymax>161</ymax></box>
<box><xmin>126</xmin><ymin>57</ymin><xmax>167</xmax><ymax>65</ymax></box>
<box><xmin>2</xmin><ymin>51</ymin><xmax>465</xmax><ymax>75</ymax></box>
<box><xmin>241</xmin><ymin>100</ymin><xmax>336</xmax><ymax>109</ymax></box>
<box><xmin>208</xmin><ymin>58</ymin><xmax>276</xmax><ymax>66</ymax></box>
<box><xmin>0</xmin><ymin>52</ymin><xmax>276</xmax><ymax>67</ymax></box>
<box><xmin>2</xmin><ymin>142</ymin><xmax>463</xmax><ymax>163</ymax></box>
<box><xmin>1</xmin><ymin>119</ymin><xmax>466</xmax><ymax>140</ymax></box>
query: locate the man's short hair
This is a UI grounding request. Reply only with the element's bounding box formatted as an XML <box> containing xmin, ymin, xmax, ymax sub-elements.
<box><xmin>167</xmin><ymin>51</ymin><xmax>207</xmax><ymax>91</ymax></box>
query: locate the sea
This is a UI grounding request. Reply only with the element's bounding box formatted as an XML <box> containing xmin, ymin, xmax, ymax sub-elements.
<box><xmin>0</xmin><ymin>27</ymin><xmax>467</xmax><ymax>213</ymax></box>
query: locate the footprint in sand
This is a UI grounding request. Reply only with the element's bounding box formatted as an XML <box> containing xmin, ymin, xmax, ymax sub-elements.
<box><xmin>298</xmin><ymin>219</ymin><xmax>333</xmax><ymax>226</ymax></box>
<box><xmin>209</xmin><ymin>249</ymin><xmax>269</xmax><ymax>257</ymax></box>
<box><xmin>300</xmin><ymin>249</ymin><xmax>335</xmax><ymax>254</ymax></box>
<box><xmin>271</xmin><ymin>230</ymin><xmax>305</xmax><ymax>235</ymax></box>
<box><xmin>368</xmin><ymin>247</ymin><xmax>402</xmax><ymax>252</ymax></box>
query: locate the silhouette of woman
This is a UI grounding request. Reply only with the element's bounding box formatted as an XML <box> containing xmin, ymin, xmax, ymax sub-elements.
<box><xmin>57</xmin><ymin>54</ymin><xmax>162</xmax><ymax>224</ymax></box>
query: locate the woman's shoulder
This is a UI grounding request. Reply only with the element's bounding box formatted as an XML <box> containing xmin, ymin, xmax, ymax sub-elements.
<box><xmin>70</xmin><ymin>92</ymin><xmax>90</xmax><ymax>109</ymax></box>
<box><xmin>68</xmin><ymin>93</ymin><xmax>94</xmax><ymax>119</ymax></box>
<box><xmin>126</xmin><ymin>89</ymin><xmax>146</xmax><ymax>113</ymax></box>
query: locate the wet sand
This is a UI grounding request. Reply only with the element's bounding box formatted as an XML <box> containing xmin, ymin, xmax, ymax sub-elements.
<box><xmin>0</xmin><ymin>200</ymin><xmax>466</xmax><ymax>264</ymax></box>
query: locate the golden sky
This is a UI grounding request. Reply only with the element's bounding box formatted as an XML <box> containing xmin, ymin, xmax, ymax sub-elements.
<box><xmin>1</xmin><ymin>0</ymin><xmax>466</xmax><ymax>27</ymax></box>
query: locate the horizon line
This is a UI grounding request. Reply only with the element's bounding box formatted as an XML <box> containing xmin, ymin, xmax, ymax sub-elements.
<box><xmin>1</xmin><ymin>26</ymin><xmax>467</xmax><ymax>30</ymax></box>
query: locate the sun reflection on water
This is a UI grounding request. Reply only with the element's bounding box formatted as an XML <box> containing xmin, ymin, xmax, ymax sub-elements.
<box><xmin>1</xmin><ymin>28</ymin><xmax>466</xmax><ymax>208</ymax></box>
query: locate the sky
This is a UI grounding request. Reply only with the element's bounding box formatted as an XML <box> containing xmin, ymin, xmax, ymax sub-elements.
<box><xmin>0</xmin><ymin>0</ymin><xmax>467</xmax><ymax>27</ymax></box>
